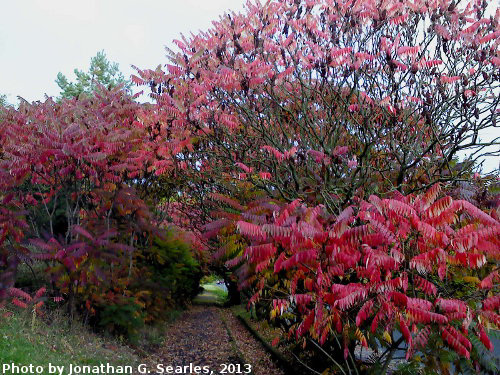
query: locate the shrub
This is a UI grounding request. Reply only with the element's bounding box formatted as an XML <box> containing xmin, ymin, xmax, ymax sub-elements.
<box><xmin>96</xmin><ymin>296</ymin><xmax>145</xmax><ymax>344</ymax></box>
<box><xmin>214</xmin><ymin>185</ymin><xmax>499</xmax><ymax>373</ymax></box>
<box><xmin>130</xmin><ymin>229</ymin><xmax>202</xmax><ymax>323</ymax></box>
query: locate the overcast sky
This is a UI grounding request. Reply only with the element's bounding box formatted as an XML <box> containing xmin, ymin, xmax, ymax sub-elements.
<box><xmin>0</xmin><ymin>0</ymin><xmax>246</xmax><ymax>103</ymax></box>
<box><xmin>1</xmin><ymin>0</ymin><xmax>497</xmax><ymax>172</ymax></box>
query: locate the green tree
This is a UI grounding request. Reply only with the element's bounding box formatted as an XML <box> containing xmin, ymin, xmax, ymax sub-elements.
<box><xmin>0</xmin><ymin>94</ymin><xmax>8</xmax><ymax>107</ymax></box>
<box><xmin>55</xmin><ymin>50</ymin><xmax>130</xmax><ymax>99</ymax></box>
<box><xmin>0</xmin><ymin>94</ymin><xmax>13</xmax><ymax>114</ymax></box>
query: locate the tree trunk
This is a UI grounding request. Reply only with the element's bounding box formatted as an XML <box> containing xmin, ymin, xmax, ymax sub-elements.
<box><xmin>224</xmin><ymin>275</ymin><xmax>241</xmax><ymax>305</ymax></box>
<box><xmin>67</xmin><ymin>279</ymin><xmax>75</xmax><ymax>326</ymax></box>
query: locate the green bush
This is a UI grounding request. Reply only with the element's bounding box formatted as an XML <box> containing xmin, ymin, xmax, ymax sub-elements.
<box><xmin>131</xmin><ymin>229</ymin><xmax>202</xmax><ymax>323</ymax></box>
<box><xmin>200</xmin><ymin>274</ymin><xmax>220</xmax><ymax>284</ymax></box>
<box><xmin>96</xmin><ymin>297</ymin><xmax>145</xmax><ymax>344</ymax></box>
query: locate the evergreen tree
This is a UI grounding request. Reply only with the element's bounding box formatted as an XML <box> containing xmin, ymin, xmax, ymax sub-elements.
<box><xmin>56</xmin><ymin>51</ymin><xmax>130</xmax><ymax>99</ymax></box>
<box><xmin>0</xmin><ymin>94</ymin><xmax>7</xmax><ymax>107</ymax></box>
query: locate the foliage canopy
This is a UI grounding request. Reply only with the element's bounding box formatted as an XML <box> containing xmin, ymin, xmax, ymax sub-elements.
<box><xmin>1</xmin><ymin>0</ymin><xmax>498</xmax><ymax>372</ymax></box>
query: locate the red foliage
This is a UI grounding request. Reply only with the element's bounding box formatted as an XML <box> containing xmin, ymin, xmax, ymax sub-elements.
<box><xmin>7</xmin><ymin>287</ymin><xmax>47</xmax><ymax>315</ymax></box>
<box><xmin>0</xmin><ymin>87</ymin><xmax>202</xmax><ymax>323</ymax></box>
<box><xmin>1</xmin><ymin>0</ymin><xmax>499</xmax><ymax>371</ymax></box>
<box><xmin>133</xmin><ymin>0</ymin><xmax>499</xmax><ymax>216</ymax></box>
<box><xmin>222</xmin><ymin>185</ymin><xmax>498</xmax><ymax>362</ymax></box>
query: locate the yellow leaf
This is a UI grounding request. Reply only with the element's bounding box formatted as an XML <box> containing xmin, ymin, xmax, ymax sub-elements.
<box><xmin>270</xmin><ymin>309</ymin><xmax>276</xmax><ymax>320</ymax></box>
<box><xmin>383</xmin><ymin>330</ymin><xmax>392</xmax><ymax>344</ymax></box>
<box><xmin>462</xmin><ymin>276</ymin><xmax>480</xmax><ymax>284</ymax></box>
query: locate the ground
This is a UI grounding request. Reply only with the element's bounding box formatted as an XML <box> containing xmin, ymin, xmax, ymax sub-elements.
<box><xmin>140</xmin><ymin>285</ymin><xmax>285</xmax><ymax>375</ymax></box>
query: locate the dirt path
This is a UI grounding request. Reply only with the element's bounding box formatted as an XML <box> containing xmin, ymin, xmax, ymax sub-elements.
<box><xmin>141</xmin><ymin>306</ymin><xmax>284</xmax><ymax>375</ymax></box>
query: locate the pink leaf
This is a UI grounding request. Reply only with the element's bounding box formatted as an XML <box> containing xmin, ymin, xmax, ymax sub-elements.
<box><xmin>72</xmin><ymin>225</ymin><xmax>94</xmax><ymax>241</ymax></box>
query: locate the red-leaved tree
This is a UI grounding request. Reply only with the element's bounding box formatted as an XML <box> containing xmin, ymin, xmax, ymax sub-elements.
<box><xmin>0</xmin><ymin>87</ymin><xmax>178</xmax><ymax>323</ymax></box>
<box><xmin>133</xmin><ymin>0</ymin><xmax>499</xmax><ymax>213</ymax></box>
<box><xmin>210</xmin><ymin>184</ymin><xmax>499</xmax><ymax>373</ymax></box>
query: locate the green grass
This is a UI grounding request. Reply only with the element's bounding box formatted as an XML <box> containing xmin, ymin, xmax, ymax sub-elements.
<box><xmin>136</xmin><ymin>309</ymin><xmax>183</xmax><ymax>351</ymax></box>
<box><xmin>0</xmin><ymin>308</ymin><xmax>139</xmax><ymax>374</ymax></box>
<box><xmin>192</xmin><ymin>283</ymin><xmax>228</xmax><ymax>305</ymax></box>
<box><xmin>231</xmin><ymin>304</ymin><xmax>249</xmax><ymax>318</ymax></box>
<box><xmin>202</xmin><ymin>283</ymin><xmax>228</xmax><ymax>300</ymax></box>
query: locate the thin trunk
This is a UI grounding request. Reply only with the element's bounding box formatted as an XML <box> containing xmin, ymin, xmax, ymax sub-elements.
<box><xmin>67</xmin><ymin>280</ymin><xmax>75</xmax><ymax>326</ymax></box>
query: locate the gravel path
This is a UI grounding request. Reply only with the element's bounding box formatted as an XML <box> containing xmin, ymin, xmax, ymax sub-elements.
<box><xmin>139</xmin><ymin>306</ymin><xmax>284</xmax><ymax>375</ymax></box>
<box><xmin>219</xmin><ymin>308</ymin><xmax>285</xmax><ymax>375</ymax></box>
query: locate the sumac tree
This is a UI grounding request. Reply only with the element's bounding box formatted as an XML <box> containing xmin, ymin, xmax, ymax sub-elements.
<box><xmin>133</xmin><ymin>0</ymin><xmax>499</xmax><ymax>214</ymax></box>
<box><xmin>213</xmin><ymin>184</ymin><xmax>499</xmax><ymax>373</ymax></box>
<box><xmin>0</xmin><ymin>86</ymin><xmax>201</xmax><ymax>333</ymax></box>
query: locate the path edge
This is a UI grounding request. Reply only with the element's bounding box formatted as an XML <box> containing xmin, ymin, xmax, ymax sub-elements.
<box><xmin>233</xmin><ymin>312</ymin><xmax>303</xmax><ymax>375</ymax></box>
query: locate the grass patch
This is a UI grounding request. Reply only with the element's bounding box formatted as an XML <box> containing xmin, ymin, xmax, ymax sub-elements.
<box><xmin>192</xmin><ymin>283</ymin><xmax>228</xmax><ymax>306</ymax></box>
<box><xmin>0</xmin><ymin>308</ymin><xmax>139</xmax><ymax>373</ymax></box>
<box><xmin>202</xmin><ymin>283</ymin><xmax>228</xmax><ymax>300</ymax></box>
<box><xmin>231</xmin><ymin>305</ymin><xmax>251</xmax><ymax>320</ymax></box>
<box><xmin>200</xmin><ymin>274</ymin><xmax>220</xmax><ymax>284</ymax></box>
<box><xmin>231</xmin><ymin>305</ymin><xmax>292</xmax><ymax>357</ymax></box>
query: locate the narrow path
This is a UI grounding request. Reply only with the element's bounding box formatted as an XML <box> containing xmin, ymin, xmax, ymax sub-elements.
<box><xmin>218</xmin><ymin>308</ymin><xmax>285</xmax><ymax>375</ymax></box>
<box><xmin>141</xmin><ymin>306</ymin><xmax>284</xmax><ymax>375</ymax></box>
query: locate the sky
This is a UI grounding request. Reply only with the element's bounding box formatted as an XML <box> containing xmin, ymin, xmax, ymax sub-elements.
<box><xmin>0</xmin><ymin>0</ymin><xmax>247</xmax><ymax>103</ymax></box>
<box><xmin>0</xmin><ymin>0</ymin><xmax>497</xmax><ymax>172</ymax></box>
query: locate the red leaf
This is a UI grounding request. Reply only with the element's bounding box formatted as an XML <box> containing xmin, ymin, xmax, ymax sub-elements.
<box><xmin>72</xmin><ymin>225</ymin><xmax>94</xmax><ymax>241</ymax></box>
<box><xmin>478</xmin><ymin>324</ymin><xmax>494</xmax><ymax>351</ymax></box>
<box><xmin>34</xmin><ymin>287</ymin><xmax>46</xmax><ymax>299</ymax></box>
<box><xmin>482</xmin><ymin>295</ymin><xmax>500</xmax><ymax>311</ymax></box>
<box><xmin>479</xmin><ymin>271</ymin><xmax>498</xmax><ymax>289</ymax></box>
<box><xmin>400</xmin><ymin>317</ymin><xmax>412</xmax><ymax>346</ymax></box>
<box><xmin>271</xmin><ymin>337</ymin><xmax>280</xmax><ymax>347</ymax></box>
<box><xmin>356</xmin><ymin>300</ymin><xmax>374</xmax><ymax>327</ymax></box>
<box><xmin>8</xmin><ymin>288</ymin><xmax>31</xmax><ymax>301</ymax></box>
<box><xmin>12</xmin><ymin>298</ymin><xmax>28</xmax><ymax>309</ymax></box>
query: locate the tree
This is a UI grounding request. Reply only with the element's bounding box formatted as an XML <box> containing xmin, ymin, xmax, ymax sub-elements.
<box><xmin>1</xmin><ymin>87</ymin><xmax>145</xmax><ymax>315</ymax></box>
<box><xmin>0</xmin><ymin>94</ymin><xmax>12</xmax><ymax>114</ymax></box>
<box><xmin>56</xmin><ymin>50</ymin><xmax>130</xmax><ymax>99</ymax></box>
<box><xmin>0</xmin><ymin>86</ymin><xmax>201</xmax><ymax>334</ymax></box>
<box><xmin>229</xmin><ymin>186</ymin><xmax>499</xmax><ymax>373</ymax></box>
<box><xmin>133</xmin><ymin>0</ymin><xmax>498</xmax><ymax>212</ymax></box>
